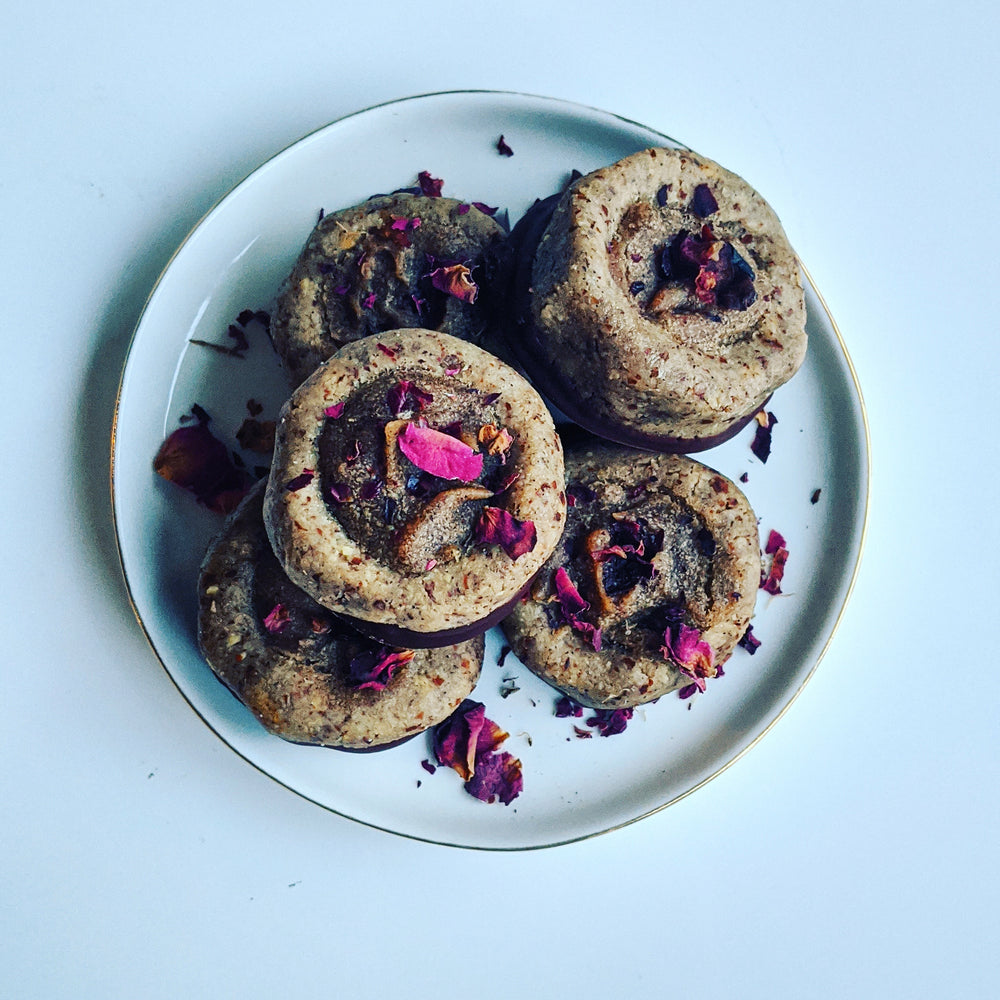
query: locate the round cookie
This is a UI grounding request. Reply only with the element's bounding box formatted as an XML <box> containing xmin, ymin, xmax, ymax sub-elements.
<box><xmin>271</xmin><ymin>193</ymin><xmax>510</xmax><ymax>385</ymax></box>
<box><xmin>263</xmin><ymin>329</ymin><xmax>566</xmax><ymax>646</ymax></box>
<box><xmin>198</xmin><ymin>480</ymin><xmax>484</xmax><ymax>750</ymax></box>
<box><xmin>501</xmin><ymin>441</ymin><xmax>760</xmax><ymax>709</ymax></box>
<box><xmin>508</xmin><ymin>147</ymin><xmax>807</xmax><ymax>452</ymax></box>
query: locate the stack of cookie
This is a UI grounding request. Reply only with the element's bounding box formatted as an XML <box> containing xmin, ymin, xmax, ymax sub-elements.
<box><xmin>193</xmin><ymin>149</ymin><xmax>808</xmax><ymax>748</ymax></box>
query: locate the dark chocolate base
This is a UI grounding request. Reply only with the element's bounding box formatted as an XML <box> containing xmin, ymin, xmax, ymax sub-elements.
<box><xmin>506</xmin><ymin>194</ymin><xmax>766</xmax><ymax>454</ymax></box>
<box><xmin>332</xmin><ymin>577</ymin><xmax>533</xmax><ymax>649</ymax></box>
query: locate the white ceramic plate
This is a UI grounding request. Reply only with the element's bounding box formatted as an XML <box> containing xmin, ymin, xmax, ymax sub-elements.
<box><xmin>112</xmin><ymin>91</ymin><xmax>869</xmax><ymax>850</ymax></box>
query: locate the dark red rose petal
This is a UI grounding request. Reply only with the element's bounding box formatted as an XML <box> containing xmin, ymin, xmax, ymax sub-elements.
<box><xmin>586</xmin><ymin>707</ymin><xmax>633</xmax><ymax>737</ymax></box>
<box><xmin>428</xmin><ymin>263</ymin><xmax>478</xmax><ymax>304</ymax></box>
<box><xmin>690</xmin><ymin>183</ymin><xmax>719</xmax><ymax>218</ymax></box>
<box><xmin>496</xmin><ymin>135</ymin><xmax>514</xmax><ymax>157</ymax></box>
<box><xmin>417</xmin><ymin>170</ymin><xmax>444</xmax><ymax>197</ymax></box>
<box><xmin>464</xmin><ymin>750</ymin><xmax>522</xmax><ymax>805</ymax></box>
<box><xmin>751</xmin><ymin>411</ymin><xmax>777</xmax><ymax>463</ymax></box>
<box><xmin>554</xmin><ymin>696</ymin><xmax>584</xmax><ymax>718</ymax></box>
<box><xmin>284</xmin><ymin>468</ymin><xmax>315</xmax><ymax>492</ymax></box>
<box><xmin>474</xmin><ymin>507</ymin><xmax>537</xmax><ymax>560</ymax></box>
<box><xmin>738</xmin><ymin>625</ymin><xmax>761</xmax><ymax>654</ymax></box>
<box><xmin>346</xmin><ymin>647</ymin><xmax>414</xmax><ymax>691</ymax></box>
<box><xmin>153</xmin><ymin>421</ymin><xmax>251</xmax><ymax>514</ymax></box>
<box><xmin>765</xmin><ymin>529</ymin><xmax>787</xmax><ymax>555</ymax></box>
<box><xmin>552</xmin><ymin>567</ymin><xmax>602</xmax><ymax>651</ymax></box>
<box><xmin>760</xmin><ymin>544</ymin><xmax>789</xmax><ymax>595</ymax></box>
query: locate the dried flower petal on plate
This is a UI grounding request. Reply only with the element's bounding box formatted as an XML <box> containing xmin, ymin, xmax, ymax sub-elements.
<box><xmin>431</xmin><ymin>699</ymin><xmax>522</xmax><ymax>805</ymax></box>
<box><xmin>153</xmin><ymin>414</ymin><xmax>250</xmax><ymax>514</ymax></box>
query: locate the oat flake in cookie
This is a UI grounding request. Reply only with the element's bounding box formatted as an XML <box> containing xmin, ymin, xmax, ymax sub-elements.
<box><xmin>198</xmin><ymin>482</ymin><xmax>484</xmax><ymax>750</ymax></box>
<box><xmin>501</xmin><ymin>441</ymin><xmax>760</xmax><ymax>709</ymax></box>
<box><xmin>263</xmin><ymin>329</ymin><xmax>566</xmax><ymax>646</ymax></box>
<box><xmin>271</xmin><ymin>193</ymin><xmax>510</xmax><ymax>386</ymax></box>
<box><xmin>509</xmin><ymin>147</ymin><xmax>807</xmax><ymax>452</ymax></box>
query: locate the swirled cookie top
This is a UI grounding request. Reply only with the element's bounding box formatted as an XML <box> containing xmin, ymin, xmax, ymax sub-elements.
<box><xmin>266</xmin><ymin>331</ymin><xmax>565</xmax><ymax>620</ymax></box>
<box><xmin>316</xmin><ymin>369</ymin><xmax>523</xmax><ymax>572</ymax></box>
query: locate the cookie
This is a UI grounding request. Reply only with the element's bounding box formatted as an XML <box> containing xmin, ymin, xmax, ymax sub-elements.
<box><xmin>263</xmin><ymin>329</ymin><xmax>566</xmax><ymax>646</ymax></box>
<box><xmin>271</xmin><ymin>193</ymin><xmax>510</xmax><ymax>385</ymax></box>
<box><xmin>197</xmin><ymin>481</ymin><xmax>484</xmax><ymax>750</ymax></box>
<box><xmin>508</xmin><ymin>147</ymin><xmax>807</xmax><ymax>451</ymax></box>
<box><xmin>501</xmin><ymin>440</ymin><xmax>760</xmax><ymax>709</ymax></box>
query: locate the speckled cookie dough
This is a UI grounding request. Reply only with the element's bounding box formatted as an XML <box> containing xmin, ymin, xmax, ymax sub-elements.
<box><xmin>198</xmin><ymin>481</ymin><xmax>484</xmax><ymax>750</ymax></box>
<box><xmin>271</xmin><ymin>193</ymin><xmax>510</xmax><ymax>385</ymax></box>
<box><xmin>508</xmin><ymin>147</ymin><xmax>807</xmax><ymax>451</ymax></box>
<box><xmin>263</xmin><ymin>329</ymin><xmax>566</xmax><ymax>645</ymax></box>
<box><xmin>501</xmin><ymin>441</ymin><xmax>760</xmax><ymax>709</ymax></box>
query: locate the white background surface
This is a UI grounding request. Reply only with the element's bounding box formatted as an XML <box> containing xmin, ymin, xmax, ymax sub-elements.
<box><xmin>3</xmin><ymin>2</ymin><xmax>997</xmax><ymax>997</ymax></box>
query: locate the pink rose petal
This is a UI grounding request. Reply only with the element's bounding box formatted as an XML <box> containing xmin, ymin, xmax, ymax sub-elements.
<box><xmin>397</xmin><ymin>423</ymin><xmax>483</xmax><ymax>481</ymax></box>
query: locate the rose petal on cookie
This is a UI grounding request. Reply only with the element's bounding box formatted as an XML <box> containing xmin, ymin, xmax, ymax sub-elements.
<box><xmin>661</xmin><ymin>623</ymin><xmax>716</xmax><ymax>681</ymax></box>
<box><xmin>552</xmin><ymin>567</ymin><xmax>602</xmax><ymax>651</ymax></box>
<box><xmin>428</xmin><ymin>263</ymin><xmax>479</xmax><ymax>304</ymax></box>
<box><xmin>397</xmin><ymin>423</ymin><xmax>484</xmax><ymax>481</ymax></box>
<box><xmin>474</xmin><ymin>506</ymin><xmax>537</xmax><ymax>560</ymax></box>
<box><xmin>346</xmin><ymin>647</ymin><xmax>414</xmax><ymax>691</ymax></box>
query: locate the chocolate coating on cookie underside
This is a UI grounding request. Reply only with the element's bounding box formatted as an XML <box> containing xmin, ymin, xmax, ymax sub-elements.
<box><xmin>271</xmin><ymin>194</ymin><xmax>511</xmax><ymax>385</ymax></box>
<box><xmin>507</xmin><ymin>148</ymin><xmax>806</xmax><ymax>451</ymax></box>
<box><xmin>502</xmin><ymin>444</ymin><xmax>760</xmax><ymax>709</ymax></box>
<box><xmin>198</xmin><ymin>482</ymin><xmax>483</xmax><ymax>749</ymax></box>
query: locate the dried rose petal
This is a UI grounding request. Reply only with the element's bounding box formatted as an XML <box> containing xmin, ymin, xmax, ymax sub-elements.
<box><xmin>284</xmin><ymin>468</ymin><xmax>314</xmax><ymax>492</ymax></box>
<box><xmin>324</xmin><ymin>402</ymin><xmax>345</xmax><ymax>419</ymax></box>
<box><xmin>153</xmin><ymin>421</ymin><xmax>250</xmax><ymax>514</ymax></box>
<box><xmin>662</xmin><ymin>624</ymin><xmax>716</xmax><ymax>686</ymax></box>
<box><xmin>262</xmin><ymin>603</ymin><xmax>290</xmax><ymax>634</ymax></box>
<box><xmin>417</xmin><ymin>170</ymin><xmax>443</xmax><ymax>197</ymax></box>
<box><xmin>376</xmin><ymin>342</ymin><xmax>397</xmax><ymax>359</ymax></box>
<box><xmin>465</xmin><ymin>750</ymin><xmax>522</xmax><ymax>805</ymax></box>
<box><xmin>432</xmin><ymin>699</ymin><xmax>485</xmax><ymax>780</ymax></box>
<box><xmin>690</xmin><ymin>183</ymin><xmax>719</xmax><ymax>218</ymax></box>
<box><xmin>477</xmin><ymin>423</ymin><xmax>514</xmax><ymax>460</ymax></box>
<box><xmin>586</xmin><ymin>707</ymin><xmax>633</xmax><ymax>737</ymax></box>
<box><xmin>398</xmin><ymin>423</ymin><xmax>484</xmax><ymax>481</ymax></box>
<box><xmin>554</xmin><ymin>696</ymin><xmax>584</xmax><ymax>718</ymax></box>
<box><xmin>386</xmin><ymin>379</ymin><xmax>434</xmax><ymax>416</ymax></box>
<box><xmin>328</xmin><ymin>482</ymin><xmax>352</xmax><ymax>503</ymax></box>
<box><xmin>760</xmin><ymin>548</ymin><xmax>788</xmax><ymax>594</ymax></box>
<box><xmin>751</xmin><ymin>411</ymin><xmax>777</xmax><ymax>462</ymax></box>
<box><xmin>474</xmin><ymin>506</ymin><xmax>537</xmax><ymax>560</ymax></box>
<box><xmin>738</xmin><ymin>625</ymin><xmax>761</xmax><ymax>654</ymax></box>
<box><xmin>496</xmin><ymin>135</ymin><xmax>514</xmax><ymax>157</ymax></box>
<box><xmin>552</xmin><ymin>567</ymin><xmax>602</xmax><ymax>651</ymax></box>
<box><xmin>428</xmin><ymin>263</ymin><xmax>478</xmax><ymax>304</ymax></box>
<box><xmin>765</xmin><ymin>529</ymin><xmax>787</xmax><ymax>555</ymax></box>
<box><xmin>346</xmin><ymin>647</ymin><xmax>414</xmax><ymax>691</ymax></box>
<box><xmin>660</xmin><ymin>224</ymin><xmax>756</xmax><ymax>312</ymax></box>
